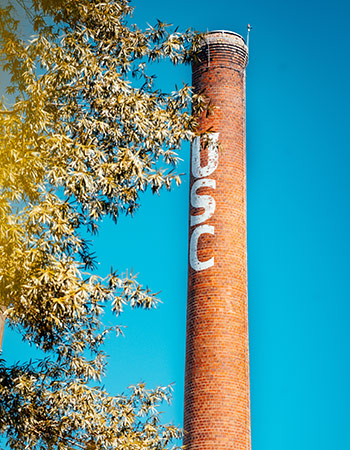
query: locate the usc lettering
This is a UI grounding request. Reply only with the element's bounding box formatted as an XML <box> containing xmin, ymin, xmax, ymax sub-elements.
<box><xmin>189</xmin><ymin>133</ymin><xmax>219</xmax><ymax>272</ymax></box>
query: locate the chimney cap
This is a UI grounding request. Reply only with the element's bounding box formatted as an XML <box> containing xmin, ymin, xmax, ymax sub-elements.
<box><xmin>207</xmin><ymin>30</ymin><xmax>246</xmax><ymax>44</ymax></box>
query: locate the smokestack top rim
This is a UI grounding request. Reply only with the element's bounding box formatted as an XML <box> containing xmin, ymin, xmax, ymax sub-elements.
<box><xmin>206</xmin><ymin>30</ymin><xmax>246</xmax><ymax>44</ymax></box>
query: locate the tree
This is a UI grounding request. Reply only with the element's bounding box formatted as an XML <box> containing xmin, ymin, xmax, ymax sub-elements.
<box><xmin>0</xmin><ymin>1</ymin><xmax>205</xmax><ymax>448</ymax></box>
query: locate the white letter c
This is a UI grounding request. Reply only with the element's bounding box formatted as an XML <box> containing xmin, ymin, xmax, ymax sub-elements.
<box><xmin>190</xmin><ymin>224</ymin><xmax>215</xmax><ymax>272</ymax></box>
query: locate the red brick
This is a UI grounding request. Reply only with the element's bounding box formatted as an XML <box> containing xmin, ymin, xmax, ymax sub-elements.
<box><xmin>184</xmin><ymin>31</ymin><xmax>251</xmax><ymax>450</ymax></box>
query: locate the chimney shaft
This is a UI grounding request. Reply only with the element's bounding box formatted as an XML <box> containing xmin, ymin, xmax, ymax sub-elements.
<box><xmin>184</xmin><ymin>31</ymin><xmax>251</xmax><ymax>450</ymax></box>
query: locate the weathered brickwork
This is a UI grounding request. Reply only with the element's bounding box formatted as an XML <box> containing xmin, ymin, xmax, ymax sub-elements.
<box><xmin>184</xmin><ymin>31</ymin><xmax>251</xmax><ymax>450</ymax></box>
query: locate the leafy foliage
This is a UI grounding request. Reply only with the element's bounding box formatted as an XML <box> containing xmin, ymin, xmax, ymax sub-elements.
<box><xmin>0</xmin><ymin>0</ymin><xmax>206</xmax><ymax>448</ymax></box>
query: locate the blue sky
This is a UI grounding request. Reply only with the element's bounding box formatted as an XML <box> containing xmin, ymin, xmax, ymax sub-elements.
<box><xmin>2</xmin><ymin>0</ymin><xmax>350</xmax><ymax>449</ymax></box>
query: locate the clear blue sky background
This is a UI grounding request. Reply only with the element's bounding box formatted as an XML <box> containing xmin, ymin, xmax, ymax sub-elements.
<box><xmin>2</xmin><ymin>0</ymin><xmax>350</xmax><ymax>449</ymax></box>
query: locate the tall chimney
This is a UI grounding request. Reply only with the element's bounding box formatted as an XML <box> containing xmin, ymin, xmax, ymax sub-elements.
<box><xmin>184</xmin><ymin>31</ymin><xmax>250</xmax><ymax>450</ymax></box>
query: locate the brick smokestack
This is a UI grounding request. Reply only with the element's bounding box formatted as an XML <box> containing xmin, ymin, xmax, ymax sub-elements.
<box><xmin>184</xmin><ymin>31</ymin><xmax>250</xmax><ymax>450</ymax></box>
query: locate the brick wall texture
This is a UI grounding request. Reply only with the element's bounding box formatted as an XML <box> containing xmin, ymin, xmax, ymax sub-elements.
<box><xmin>184</xmin><ymin>31</ymin><xmax>251</xmax><ymax>450</ymax></box>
